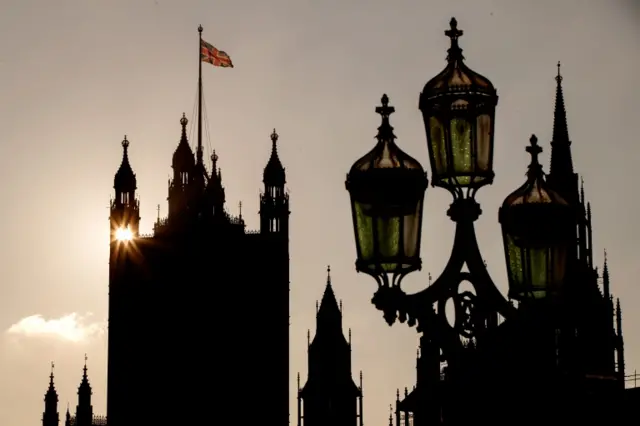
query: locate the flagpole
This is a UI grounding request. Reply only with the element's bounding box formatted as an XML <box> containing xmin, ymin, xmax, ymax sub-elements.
<box><xmin>196</xmin><ymin>25</ymin><xmax>204</xmax><ymax>168</ymax></box>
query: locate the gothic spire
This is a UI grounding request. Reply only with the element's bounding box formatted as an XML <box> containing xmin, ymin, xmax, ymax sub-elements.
<box><xmin>300</xmin><ymin>268</ymin><xmax>363</xmax><ymax>426</ymax></box>
<box><xmin>114</xmin><ymin>135</ymin><xmax>137</xmax><ymax>192</ymax></box>
<box><xmin>603</xmin><ymin>250</ymin><xmax>611</xmax><ymax>301</ymax></box>
<box><xmin>549</xmin><ymin>62</ymin><xmax>574</xmax><ymax>177</ymax></box>
<box><xmin>43</xmin><ymin>362</ymin><xmax>59</xmax><ymax>426</ymax></box>
<box><xmin>45</xmin><ymin>361</ymin><xmax>57</xmax><ymax>402</ymax></box>
<box><xmin>317</xmin><ymin>265</ymin><xmax>342</xmax><ymax>327</ymax></box>
<box><xmin>172</xmin><ymin>113</ymin><xmax>195</xmax><ymax>170</ymax></box>
<box><xmin>64</xmin><ymin>405</ymin><xmax>71</xmax><ymax>426</ymax></box>
<box><xmin>78</xmin><ymin>354</ymin><xmax>92</xmax><ymax>396</ymax></box>
<box><xmin>75</xmin><ymin>355</ymin><xmax>93</xmax><ymax>426</ymax></box>
<box><xmin>263</xmin><ymin>128</ymin><xmax>286</xmax><ymax>187</ymax></box>
<box><xmin>206</xmin><ymin>150</ymin><xmax>226</xmax><ymax>211</ymax></box>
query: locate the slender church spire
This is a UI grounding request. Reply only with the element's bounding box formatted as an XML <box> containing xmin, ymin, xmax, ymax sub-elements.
<box><xmin>603</xmin><ymin>249</ymin><xmax>611</xmax><ymax>302</ymax></box>
<box><xmin>43</xmin><ymin>362</ymin><xmax>59</xmax><ymax>426</ymax></box>
<box><xmin>316</xmin><ymin>265</ymin><xmax>342</xmax><ymax>332</ymax></box>
<box><xmin>75</xmin><ymin>355</ymin><xmax>93</xmax><ymax>426</ymax></box>
<box><xmin>64</xmin><ymin>405</ymin><xmax>71</xmax><ymax>426</ymax></box>
<box><xmin>549</xmin><ymin>61</ymin><xmax>573</xmax><ymax>176</ymax></box>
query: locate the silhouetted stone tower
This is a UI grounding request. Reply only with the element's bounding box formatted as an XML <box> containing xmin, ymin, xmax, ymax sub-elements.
<box><xmin>108</xmin><ymin>123</ymin><xmax>290</xmax><ymax>426</ymax></box>
<box><xmin>42</xmin><ymin>363</ymin><xmax>59</xmax><ymax>426</ymax></box>
<box><xmin>298</xmin><ymin>267</ymin><xmax>363</xmax><ymax>426</ymax></box>
<box><xmin>261</xmin><ymin>129</ymin><xmax>289</xmax><ymax>234</ymax></box>
<box><xmin>110</xmin><ymin>136</ymin><xmax>140</xmax><ymax>241</ymax></box>
<box><xmin>74</xmin><ymin>356</ymin><xmax>93</xmax><ymax>426</ymax></box>
<box><xmin>544</xmin><ymin>64</ymin><xmax>623</xmax><ymax>383</ymax></box>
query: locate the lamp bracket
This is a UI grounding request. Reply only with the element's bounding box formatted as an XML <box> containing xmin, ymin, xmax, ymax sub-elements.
<box><xmin>371</xmin><ymin>197</ymin><xmax>516</xmax><ymax>363</ymax></box>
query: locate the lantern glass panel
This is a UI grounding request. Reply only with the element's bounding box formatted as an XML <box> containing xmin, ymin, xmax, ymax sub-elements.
<box><xmin>353</xmin><ymin>200</ymin><xmax>375</xmax><ymax>265</ymax></box>
<box><xmin>429</xmin><ymin>116</ymin><xmax>447</xmax><ymax>176</ymax></box>
<box><xmin>476</xmin><ymin>113</ymin><xmax>492</xmax><ymax>172</ymax></box>
<box><xmin>376</xmin><ymin>215</ymin><xmax>400</xmax><ymax>272</ymax></box>
<box><xmin>450</xmin><ymin>116</ymin><xmax>473</xmax><ymax>186</ymax></box>
<box><xmin>506</xmin><ymin>234</ymin><xmax>524</xmax><ymax>286</ymax></box>
<box><xmin>352</xmin><ymin>193</ymin><xmax>424</xmax><ymax>274</ymax></box>
<box><xmin>402</xmin><ymin>198</ymin><xmax>423</xmax><ymax>260</ymax></box>
<box><xmin>527</xmin><ymin>247</ymin><xmax>549</xmax><ymax>296</ymax></box>
<box><xmin>505</xmin><ymin>232</ymin><xmax>569</xmax><ymax>300</ymax></box>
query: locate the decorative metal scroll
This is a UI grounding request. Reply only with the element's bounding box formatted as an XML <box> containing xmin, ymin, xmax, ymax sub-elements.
<box><xmin>372</xmin><ymin>198</ymin><xmax>516</xmax><ymax>362</ymax></box>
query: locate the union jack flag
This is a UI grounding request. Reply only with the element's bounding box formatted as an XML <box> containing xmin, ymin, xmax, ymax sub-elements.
<box><xmin>200</xmin><ymin>39</ymin><xmax>234</xmax><ymax>68</ymax></box>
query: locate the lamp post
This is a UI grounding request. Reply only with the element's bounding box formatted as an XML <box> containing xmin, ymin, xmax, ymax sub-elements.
<box><xmin>345</xmin><ymin>18</ymin><xmax>571</xmax><ymax>370</ymax></box>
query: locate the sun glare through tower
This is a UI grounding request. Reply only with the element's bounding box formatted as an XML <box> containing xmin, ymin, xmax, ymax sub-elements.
<box><xmin>115</xmin><ymin>226</ymin><xmax>133</xmax><ymax>242</ymax></box>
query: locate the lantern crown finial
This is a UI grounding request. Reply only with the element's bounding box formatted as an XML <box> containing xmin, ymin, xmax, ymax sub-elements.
<box><xmin>376</xmin><ymin>94</ymin><xmax>394</xmax><ymax>117</ymax></box>
<box><xmin>421</xmin><ymin>18</ymin><xmax>496</xmax><ymax>98</ymax></box>
<box><xmin>526</xmin><ymin>134</ymin><xmax>542</xmax><ymax>167</ymax></box>
<box><xmin>502</xmin><ymin>134</ymin><xmax>563</xmax><ymax>208</ymax></box>
<box><xmin>445</xmin><ymin>17</ymin><xmax>464</xmax><ymax>62</ymax></box>
<box><xmin>348</xmin><ymin>95</ymin><xmax>423</xmax><ymax>173</ymax></box>
<box><xmin>375</xmin><ymin>94</ymin><xmax>397</xmax><ymax>143</ymax></box>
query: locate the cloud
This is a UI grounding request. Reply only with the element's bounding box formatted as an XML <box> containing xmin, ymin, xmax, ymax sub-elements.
<box><xmin>6</xmin><ymin>313</ymin><xmax>104</xmax><ymax>343</ymax></box>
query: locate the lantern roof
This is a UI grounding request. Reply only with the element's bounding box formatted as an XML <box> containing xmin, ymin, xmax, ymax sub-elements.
<box><xmin>501</xmin><ymin>135</ymin><xmax>568</xmax><ymax>209</ymax></box>
<box><xmin>349</xmin><ymin>94</ymin><xmax>425</xmax><ymax>175</ymax></box>
<box><xmin>421</xmin><ymin>18</ymin><xmax>496</xmax><ymax>103</ymax></box>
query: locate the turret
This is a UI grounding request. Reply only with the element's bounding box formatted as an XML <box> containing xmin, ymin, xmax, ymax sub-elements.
<box><xmin>75</xmin><ymin>356</ymin><xmax>93</xmax><ymax>426</ymax></box>
<box><xmin>315</xmin><ymin>267</ymin><xmax>343</xmax><ymax>335</ymax></box>
<box><xmin>43</xmin><ymin>363</ymin><xmax>59</xmax><ymax>426</ymax></box>
<box><xmin>298</xmin><ymin>266</ymin><xmax>362</xmax><ymax>426</ymax></box>
<box><xmin>260</xmin><ymin>129</ymin><xmax>289</xmax><ymax>234</ymax></box>
<box><xmin>168</xmin><ymin>113</ymin><xmax>197</xmax><ymax>220</ymax></box>
<box><xmin>206</xmin><ymin>150</ymin><xmax>226</xmax><ymax>220</ymax></box>
<box><xmin>110</xmin><ymin>135</ymin><xmax>140</xmax><ymax>242</ymax></box>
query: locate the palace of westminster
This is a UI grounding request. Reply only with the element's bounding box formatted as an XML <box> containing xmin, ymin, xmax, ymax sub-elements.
<box><xmin>39</xmin><ymin>22</ymin><xmax>638</xmax><ymax>426</ymax></box>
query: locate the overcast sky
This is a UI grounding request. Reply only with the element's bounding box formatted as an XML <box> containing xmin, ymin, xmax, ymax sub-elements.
<box><xmin>0</xmin><ymin>0</ymin><xmax>639</xmax><ymax>425</ymax></box>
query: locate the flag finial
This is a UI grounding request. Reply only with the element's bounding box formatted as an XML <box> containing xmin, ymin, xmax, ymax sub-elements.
<box><xmin>198</xmin><ymin>25</ymin><xmax>203</xmax><ymax>33</ymax></box>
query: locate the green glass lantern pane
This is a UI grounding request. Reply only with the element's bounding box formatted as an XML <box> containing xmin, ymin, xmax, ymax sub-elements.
<box><xmin>429</xmin><ymin>116</ymin><xmax>447</xmax><ymax>177</ymax></box>
<box><xmin>402</xmin><ymin>198</ymin><xmax>423</xmax><ymax>260</ymax></box>
<box><xmin>475</xmin><ymin>113</ymin><xmax>492</xmax><ymax>176</ymax></box>
<box><xmin>550</xmin><ymin>246</ymin><xmax>567</xmax><ymax>285</ymax></box>
<box><xmin>354</xmin><ymin>201</ymin><xmax>375</xmax><ymax>263</ymax></box>
<box><xmin>450</xmin><ymin>117</ymin><xmax>472</xmax><ymax>186</ymax></box>
<box><xmin>506</xmin><ymin>234</ymin><xmax>524</xmax><ymax>287</ymax></box>
<box><xmin>376</xmin><ymin>215</ymin><xmax>400</xmax><ymax>272</ymax></box>
<box><xmin>526</xmin><ymin>247</ymin><xmax>549</xmax><ymax>299</ymax></box>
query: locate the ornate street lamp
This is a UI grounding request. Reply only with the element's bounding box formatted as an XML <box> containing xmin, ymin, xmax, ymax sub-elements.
<box><xmin>345</xmin><ymin>17</ymin><xmax>594</xmax><ymax>425</ymax></box>
<box><xmin>345</xmin><ymin>94</ymin><xmax>428</xmax><ymax>289</ymax></box>
<box><xmin>346</xmin><ymin>18</ymin><xmax>511</xmax><ymax>362</ymax></box>
<box><xmin>499</xmin><ymin>135</ymin><xmax>574</xmax><ymax>302</ymax></box>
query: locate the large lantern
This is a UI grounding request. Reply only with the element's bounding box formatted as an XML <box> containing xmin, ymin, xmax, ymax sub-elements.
<box><xmin>499</xmin><ymin>135</ymin><xmax>575</xmax><ymax>301</ymax></box>
<box><xmin>345</xmin><ymin>94</ymin><xmax>429</xmax><ymax>285</ymax></box>
<box><xmin>419</xmin><ymin>18</ymin><xmax>498</xmax><ymax>192</ymax></box>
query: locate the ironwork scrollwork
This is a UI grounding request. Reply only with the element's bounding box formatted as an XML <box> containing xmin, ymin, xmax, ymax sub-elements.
<box><xmin>371</xmin><ymin>198</ymin><xmax>516</xmax><ymax>365</ymax></box>
<box><xmin>454</xmin><ymin>290</ymin><xmax>478</xmax><ymax>338</ymax></box>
